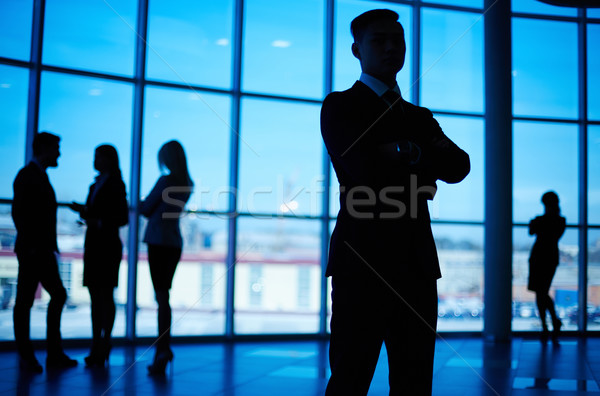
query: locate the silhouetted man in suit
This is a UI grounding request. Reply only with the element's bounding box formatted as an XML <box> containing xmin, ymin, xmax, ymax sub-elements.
<box><xmin>321</xmin><ymin>10</ymin><xmax>470</xmax><ymax>395</ymax></box>
<box><xmin>12</xmin><ymin>132</ymin><xmax>77</xmax><ymax>372</ymax></box>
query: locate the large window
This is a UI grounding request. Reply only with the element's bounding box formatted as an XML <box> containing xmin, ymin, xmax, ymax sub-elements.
<box><xmin>242</xmin><ymin>0</ymin><xmax>324</xmax><ymax>99</ymax></box>
<box><xmin>137</xmin><ymin>87</ymin><xmax>232</xmax><ymax>336</ymax></box>
<box><xmin>146</xmin><ymin>0</ymin><xmax>234</xmax><ymax>89</ymax></box>
<box><xmin>434</xmin><ymin>224</ymin><xmax>484</xmax><ymax>331</ymax></box>
<box><xmin>238</xmin><ymin>98</ymin><xmax>323</xmax><ymax>216</ymax></box>
<box><xmin>0</xmin><ymin>0</ymin><xmax>597</xmax><ymax>341</ymax></box>
<box><xmin>589</xmin><ymin>24</ymin><xmax>600</xmax><ymax>121</ymax></box>
<box><xmin>0</xmin><ymin>0</ymin><xmax>33</xmax><ymax>61</ymax></box>
<box><xmin>421</xmin><ymin>8</ymin><xmax>484</xmax><ymax>114</ymax></box>
<box><xmin>234</xmin><ymin>217</ymin><xmax>321</xmax><ymax>334</ymax></box>
<box><xmin>511</xmin><ymin>7</ymin><xmax>594</xmax><ymax>332</ymax></box>
<box><xmin>37</xmin><ymin>71</ymin><xmax>134</xmax><ymax>338</ymax></box>
<box><xmin>43</xmin><ymin>0</ymin><xmax>137</xmax><ymax>76</ymax></box>
<box><xmin>512</xmin><ymin>18</ymin><xmax>578</xmax><ymax>119</ymax></box>
<box><xmin>513</xmin><ymin>121</ymin><xmax>579</xmax><ymax>224</ymax></box>
<box><xmin>0</xmin><ymin>65</ymin><xmax>28</xmax><ymax>198</ymax></box>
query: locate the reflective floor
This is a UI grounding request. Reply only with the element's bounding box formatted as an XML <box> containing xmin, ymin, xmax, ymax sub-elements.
<box><xmin>0</xmin><ymin>336</ymin><xmax>599</xmax><ymax>395</ymax></box>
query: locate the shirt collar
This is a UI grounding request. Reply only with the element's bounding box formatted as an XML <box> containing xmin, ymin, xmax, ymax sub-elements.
<box><xmin>359</xmin><ymin>73</ymin><xmax>401</xmax><ymax>98</ymax></box>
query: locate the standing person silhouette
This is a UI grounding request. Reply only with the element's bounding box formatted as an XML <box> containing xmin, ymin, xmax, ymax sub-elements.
<box><xmin>141</xmin><ymin>140</ymin><xmax>193</xmax><ymax>376</ymax></box>
<box><xmin>69</xmin><ymin>144</ymin><xmax>128</xmax><ymax>367</ymax></box>
<box><xmin>528</xmin><ymin>191</ymin><xmax>566</xmax><ymax>343</ymax></box>
<box><xmin>12</xmin><ymin>132</ymin><xmax>78</xmax><ymax>372</ymax></box>
<box><xmin>321</xmin><ymin>9</ymin><xmax>470</xmax><ymax>395</ymax></box>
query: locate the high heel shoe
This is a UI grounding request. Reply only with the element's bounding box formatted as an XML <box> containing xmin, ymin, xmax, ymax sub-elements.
<box><xmin>552</xmin><ymin>318</ymin><xmax>563</xmax><ymax>333</ymax></box>
<box><xmin>85</xmin><ymin>341</ymin><xmax>110</xmax><ymax>368</ymax></box>
<box><xmin>147</xmin><ymin>349</ymin><xmax>173</xmax><ymax>376</ymax></box>
<box><xmin>551</xmin><ymin>318</ymin><xmax>563</xmax><ymax>344</ymax></box>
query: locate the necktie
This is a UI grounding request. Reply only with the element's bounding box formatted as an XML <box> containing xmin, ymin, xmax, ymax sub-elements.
<box><xmin>381</xmin><ymin>89</ymin><xmax>404</xmax><ymax>113</ymax></box>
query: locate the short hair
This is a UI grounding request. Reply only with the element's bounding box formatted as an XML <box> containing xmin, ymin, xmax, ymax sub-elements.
<box><xmin>32</xmin><ymin>132</ymin><xmax>60</xmax><ymax>157</ymax></box>
<box><xmin>350</xmin><ymin>9</ymin><xmax>401</xmax><ymax>42</ymax></box>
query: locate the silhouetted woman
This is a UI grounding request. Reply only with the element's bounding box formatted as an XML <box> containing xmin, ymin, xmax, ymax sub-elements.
<box><xmin>528</xmin><ymin>191</ymin><xmax>566</xmax><ymax>342</ymax></box>
<box><xmin>140</xmin><ymin>140</ymin><xmax>193</xmax><ymax>375</ymax></box>
<box><xmin>69</xmin><ymin>144</ymin><xmax>128</xmax><ymax>367</ymax></box>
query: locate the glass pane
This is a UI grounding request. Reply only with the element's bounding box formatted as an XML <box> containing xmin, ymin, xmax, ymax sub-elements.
<box><xmin>589</xmin><ymin>9</ymin><xmax>600</xmax><ymax>18</ymax></box>
<box><xmin>513</xmin><ymin>226</ymin><xmax>578</xmax><ymax>332</ymax></box>
<box><xmin>589</xmin><ymin>24</ymin><xmax>600</xmax><ymax>121</ymax></box>
<box><xmin>512</xmin><ymin>0</ymin><xmax>577</xmax><ymax>17</ymax></box>
<box><xmin>513</xmin><ymin>121</ymin><xmax>578</xmax><ymax>224</ymax></box>
<box><xmin>334</xmin><ymin>1</ymin><xmax>412</xmax><ymax>99</ymax></box>
<box><xmin>0</xmin><ymin>0</ymin><xmax>33</xmax><ymax>61</ymax></box>
<box><xmin>590</xmin><ymin>126</ymin><xmax>600</xmax><ymax>225</ymax></box>
<box><xmin>38</xmin><ymin>72</ymin><xmax>133</xmax><ymax>202</ymax></box>
<box><xmin>589</xmin><ymin>229</ymin><xmax>600</xmax><ymax>330</ymax></box>
<box><xmin>0</xmin><ymin>65</ymin><xmax>28</xmax><ymax>199</ymax></box>
<box><xmin>234</xmin><ymin>217</ymin><xmax>321</xmax><ymax>334</ymax></box>
<box><xmin>43</xmin><ymin>0</ymin><xmax>137</xmax><ymax>76</ymax></box>
<box><xmin>146</xmin><ymin>0</ymin><xmax>233</xmax><ymax>89</ymax></box>
<box><xmin>0</xmin><ymin>205</ymin><xmax>123</xmax><ymax>341</ymax></box>
<box><xmin>513</xmin><ymin>18</ymin><xmax>578</xmax><ymax>119</ymax></box>
<box><xmin>421</xmin><ymin>8</ymin><xmax>484</xmax><ymax>113</ymax></box>
<box><xmin>429</xmin><ymin>115</ymin><xmax>484</xmax><ymax>222</ymax></box>
<box><xmin>37</xmin><ymin>72</ymin><xmax>133</xmax><ymax>339</ymax></box>
<box><xmin>243</xmin><ymin>0</ymin><xmax>324</xmax><ymax>99</ymax></box>
<box><xmin>425</xmin><ymin>0</ymin><xmax>483</xmax><ymax>8</ymax></box>
<box><xmin>57</xmin><ymin>207</ymin><xmax>129</xmax><ymax>339</ymax></box>
<box><xmin>239</xmin><ymin>98</ymin><xmax>323</xmax><ymax>217</ymax></box>
<box><xmin>433</xmin><ymin>224</ymin><xmax>484</xmax><ymax>332</ymax></box>
<box><xmin>142</xmin><ymin>87</ymin><xmax>231</xmax><ymax>212</ymax></box>
<box><xmin>0</xmin><ymin>202</ymin><xmax>18</xmax><ymax>340</ymax></box>
<box><xmin>137</xmin><ymin>216</ymin><xmax>227</xmax><ymax>337</ymax></box>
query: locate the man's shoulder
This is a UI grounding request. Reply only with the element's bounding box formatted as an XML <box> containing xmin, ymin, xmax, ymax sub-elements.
<box><xmin>14</xmin><ymin>162</ymin><xmax>40</xmax><ymax>183</ymax></box>
<box><xmin>323</xmin><ymin>82</ymin><xmax>375</xmax><ymax>109</ymax></box>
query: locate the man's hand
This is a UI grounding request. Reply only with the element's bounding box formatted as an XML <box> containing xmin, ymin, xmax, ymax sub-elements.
<box><xmin>68</xmin><ymin>202</ymin><xmax>84</xmax><ymax>214</ymax></box>
<box><xmin>379</xmin><ymin>140</ymin><xmax>421</xmax><ymax>165</ymax></box>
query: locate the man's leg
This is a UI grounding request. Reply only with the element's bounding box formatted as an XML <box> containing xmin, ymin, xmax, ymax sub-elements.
<box><xmin>38</xmin><ymin>254</ymin><xmax>67</xmax><ymax>357</ymax></box>
<box><xmin>385</xmin><ymin>279</ymin><xmax>438</xmax><ymax>396</ymax></box>
<box><xmin>13</xmin><ymin>259</ymin><xmax>39</xmax><ymax>362</ymax></box>
<box><xmin>326</xmin><ymin>276</ymin><xmax>383</xmax><ymax>396</ymax></box>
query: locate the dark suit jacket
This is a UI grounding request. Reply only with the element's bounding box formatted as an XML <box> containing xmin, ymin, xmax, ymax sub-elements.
<box><xmin>321</xmin><ymin>81</ymin><xmax>470</xmax><ymax>282</ymax></box>
<box><xmin>140</xmin><ymin>175</ymin><xmax>191</xmax><ymax>249</ymax></box>
<box><xmin>80</xmin><ymin>173</ymin><xmax>128</xmax><ymax>287</ymax></box>
<box><xmin>12</xmin><ymin>162</ymin><xmax>59</xmax><ymax>258</ymax></box>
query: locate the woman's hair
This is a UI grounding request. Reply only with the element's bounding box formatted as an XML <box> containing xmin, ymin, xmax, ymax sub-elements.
<box><xmin>541</xmin><ymin>191</ymin><xmax>560</xmax><ymax>215</ymax></box>
<box><xmin>95</xmin><ymin>144</ymin><xmax>121</xmax><ymax>176</ymax></box>
<box><xmin>158</xmin><ymin>140</ymin><xmax>194</xmax><ymax>187</ymax></box>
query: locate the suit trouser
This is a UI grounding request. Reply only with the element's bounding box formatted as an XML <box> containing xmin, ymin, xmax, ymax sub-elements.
<box><xmin>326</xmin><ymin>273</ymin><xmax>438</xmax><ymax>396</ymax></box>
<box><xmin>14</xmin><ymin>251</ymin><xmax>67</xmax><ymax>359</ymax></box>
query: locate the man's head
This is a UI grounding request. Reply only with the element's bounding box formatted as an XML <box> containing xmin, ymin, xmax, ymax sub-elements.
<box><xmin>350</xmin><ymin>9</ymin><xmax>406</xmax><ymax>86</ymax></box>
<box><xmin>32</xmin><ymin>132</ymin><xmax>61</xmax><ymax>168</ymax></box>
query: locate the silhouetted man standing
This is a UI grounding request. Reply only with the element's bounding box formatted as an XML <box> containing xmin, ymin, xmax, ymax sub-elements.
<box><xmin>12</xmin><ymin>132</ymin><xmax>77</xmax><ymax>372</ymax></box>
<box><xmin>321</xmin><ymin>10</ymin><xmax>470</xmax><ymax>395</ymax></box>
